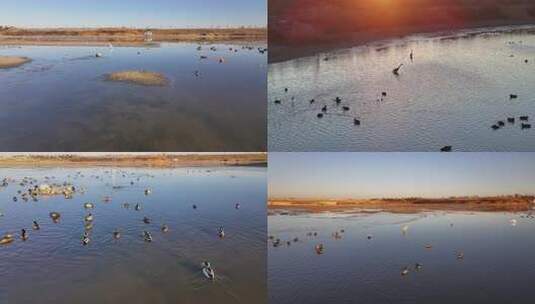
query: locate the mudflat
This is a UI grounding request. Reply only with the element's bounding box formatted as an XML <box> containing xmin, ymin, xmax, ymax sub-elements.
<box><xmin>269</xmin><ymin>196</ymin><xmax>535</xmax><ymax>213</ymax></box>
<box><xmin>0</xmin><ymin>56</ymin><xmax>31</xmax><ymax>68</ymax></box>
<box><xmin>106</xmin><ymin>70</ymin><xmax>169</xmax><ymax>86</ymax></box>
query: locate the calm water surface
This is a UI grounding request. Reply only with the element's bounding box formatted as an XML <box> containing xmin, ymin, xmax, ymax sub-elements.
<box><xmin>0</xmin><ymin>166</ymin><xmax>266</xmax><ymax>304</ymax></box>
<box><xmin>0</xmin><ymin>42</ymin><xmax>266</xmax><ymax>151</ymax></box>
<box><xmin>269</xmin><ymin>210</ymin><xmax>535</xmax><ymax>304</ymax></box>
<box><xmin>269</xmin><ymin>26</ymin><xmax>535</xmax><ymax>151</ymax></box>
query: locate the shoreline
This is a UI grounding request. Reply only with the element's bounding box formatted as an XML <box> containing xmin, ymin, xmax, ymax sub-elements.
<box><xmin>269</xmin><ymin>21</ymin><xmax>535</xmax><ymax>64</ymax></box>
<box><xmin>0</xmin><ymin>153</ymin><xmax>267</xmax><ymax>168</ymax></box>
<box><xmin>268</xmin><ymin>196</ymin><xmax>535</xmax><ymax>213</ymax></box>
<box><xmin>0</xmin><ymin>27</ymin><xmax>267</xmax><ymax>46</ymax></box>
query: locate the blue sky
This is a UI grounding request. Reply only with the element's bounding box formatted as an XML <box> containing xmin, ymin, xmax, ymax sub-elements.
<box><xmin>269</xmin><ymin>153</ymin><xmax>535</xmax><ymax>199</ymax></box>
<box><xmin>0</xmin><ymin>0</ymin><xmax>266</xmax><ymax>28</ymax></box>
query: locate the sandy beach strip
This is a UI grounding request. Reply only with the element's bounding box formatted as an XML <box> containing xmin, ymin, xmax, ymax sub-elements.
<box><xmin>0</xmin><ymin>56</ymin><xmax>31</xmax><ymax>68</ymax></box>
<box><xmin>269</xmin><ymin>196</ymin><xmax>535</xmax><ymax>213</ymax></box>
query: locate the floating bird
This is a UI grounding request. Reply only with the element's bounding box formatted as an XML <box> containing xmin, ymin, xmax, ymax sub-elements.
<box><xmin>342</xmin><ymin>106</ymin><xmax>350</xmax><ymax>111</ymax></box>
<box><xmin>392</xmin><ymin>64</ymin><xmax>403</xmax><ymax>75</ymax></box>
<box><xmin>401</xmin><ymin>266</ymin><xmax>409</xmax><ymax>276</ymax></box>
<box><xmin>321</xmin><ymin>105</ymin><xmax>327</xmax><ymax>112</ymax></box>
<box><xmin>491</xmin><ymin>125</ymin><xmax>500</xmax><ymax>130</ymax></box>
<box><xmin>143</xmin><ymin>231</ymin><xmax>152</xmax><ymax>242</ymax></box>
<box><xmin>402</xmin><ymin>225</ymin><xmax>409</xmax><ymax>234</ymax></box>
<box><xmin>81</xmin><ymin>233</ymin><xmax>90</xmax><ymax>246</ymax></box>
<box><xmin>84</xmin><ymin>213</ymin><xmax>94</xmax><ymax>222</ymax></box>
<box><xmin>508</xmin><ymin>117</ymin><xmax>515</xmax><ymax>123</ymax></box>
<box><xmin>135</xmin><ymin>204</ymin><xmax>142</xmax><ymax>211</ymax></box>
<box><xmin>95</xmin><ymin>53</ymin><xmax>102</xmax><ymax>58</ymax></box>
<box><xmin>143</xmin><ymin>217</ymin><xmax>151</xmax><ymax>224</ymax></box>
<box><xmin>309</xmin><ymin>99</ymin><xmax>315</xmax><ymax>104</ymax></box>
<box><xmin>317</xmin><ymin>113</ymin><xmax>324</xmax><ymax>118</ymax></box>
<box><xmin>456</xmin><ymin>252</ymin><xmax>464</xmax><ymax>260</ymax></box>
<box><xmin>274</xmin><ymin>99</ymin><xmax>281</xmax><ymax>104</ymax></box>
<box><xmin>334</xmin><ymin>97</ymin><xmax>342</xmax><ymax>104</ymax></box>
<box><xmin>113</xmin><ymin>230</ymin><xmax>121</xmax><ymax>239</ymax></box>
<box><xmin>193</xmin><ymin>204</ymin><xmax>197</xmax><ymax>210</ymax></box>
<box><xmin>84</xmin><ymin>202</ymin><xmax>94</xmax><ymax>209</ymax></box>
<box><xmin>161</xmin><ymin>224</ymin><xmax>169</xmax><ymax>233</ymax></box>
<box><xmin>218</xmin><ymin>226</ymin><xmax>225</xmax><ymax>238</ymax></box>
<box><xmin>510</xmin><ymin>219</ymin><xmax>517</xmax><ymax>226</ymax></box>
<box><xmin>440</xmin><ymin>146</ymin><xmax>452</xmax><ymax>152</ymax></box>
<box><xmin>235</xmin><ymin>203</ymin><xmax>240</xmax><ymax>209</ymax></box>
<box><xmin>354</xmin><ymin>119</ymin><xmax>361</xmax><ymax>126</ymax></box>
<box><xmin>510</xmin><ymin>94</ymin><xmax>518</xmax><ymax>99</ymax></box>
<box><xmin>315</xmin><ymin>243</ymin><xmax>325</xmax><ymax>255</ymax></box>
<box><xmin>0</xmin><ymin>234</ymin><xmax>14</xmax><ymax>245</ymax></box>
<box><xmin>202</xmin><ymin>261</ymin><xmax>215</xmax><ymax>280</ymax></box>
<box><xmin>415</xmin><ymin>263</ymin><xmax>423</xmax><ymax>271</ymax></box>
<box><xmin>32</xmin><ymin>220</ymin><xmax>40</xmax><ymax>230</ymax></box>
<box><xmin>498</xmin><ymin>121</ymin><xmax>505</xmax><ymax>127</ymax></box>
<box><xmin>144</xmin><ymin>188</ymin><xmax>152</xmax><ymax>195</ymax></box>
<box><xmin>522</xmin><ymin>123</ymin><xmax>531</xmax><ymax>129</ymax></box>
<box><xmin>520</xmin><ymin>116</ymin><xmax>529</xmax><ymax>121</ymax></box>
<box><xmin>21</xmin><ymin>229</ymin><xmax>28</xmax><ymax>241</ymax></box>
<box><xmin>49</xmin><ymin>212</ymin><xmax>61</xmax><ymax>223</ymax></box>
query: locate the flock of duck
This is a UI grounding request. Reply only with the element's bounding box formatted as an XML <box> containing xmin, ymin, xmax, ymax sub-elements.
<box><xmin>0</xmin><ymin>172</ymin><xmax>242</xmax><ymax>281</ymax></box>
<box><xmin>269</xmin><ymin>212</ymin><xmax>534</xmax><ymax>277</ymax></box>
<box><xmin>194</xmin><ymin>44</ymin><xmax>267</xmax><ymax>77</ymax></box>
<box><xmin>272</xmin><ymin>41</ymin><xmax>532</xmax><ymax>152</ymax></box>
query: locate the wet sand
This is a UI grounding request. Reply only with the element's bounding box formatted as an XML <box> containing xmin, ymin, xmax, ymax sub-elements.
<box><xmin>269</xmin><ymin>196</ymin><xmax>535</xmax><ymax>213</ymax></box>
<box><xmin>0</xmin><ymin>56</ymin><xmax>31</xmax><ymax>68</ymax></box>
<box><xmin>0</xmin><ymin>153</ymin><xmax>267</xmax><ymax>168</ymax></box>
<box><xmin>0</xmin><ymin>27</ymin><xmax>267</xmax><ymax>47</ymax></box>
<box><xmin>269</xmin><ymin>0</ymin><xmax>535</xmax><ymax>62</ymax></box>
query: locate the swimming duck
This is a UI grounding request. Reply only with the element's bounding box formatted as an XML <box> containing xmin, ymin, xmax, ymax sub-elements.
<box><xmin>342</xmin><ymin>106</ymin><xmax>350</xmax><ymax>111</ymax></box>
<box><xmin>508</xmin><ymin>117</ymin><xmax>515</xmax><ymax>123</ymax></box>
<box><xmin>520</xmin><ymin>116</ymin><xmax>529</xmax><ymax>121</ymax></box>
<box><xmin>440</xmin><ymin>146</ymin><xmax>452</xmax><ymax>152</ymax></box>
<box><xmin>309</xmin><ymin>99</ymin><xmax>315</xmax><ymax>104</ymax></box>
<box><xmin>49</xmin><ymin>212</ymin><xmax>61</xmax><ymax>223</ymax></box>
<box><xmin>143</xmin><ymin>217</ymin><xmax>151</xmax><ymax>224</ymax></box>
<box><xmin>143</xmin><ymin>231</ymin><xmax>152</xmax><ymax>242</ymax></box>
<box><xmin>95</xmin><ymin>53</ymin><xmax>102</xmax><ymax>58</ymax></box>
<box><xmin>235</xmin><ymin>203</ymin><xmax>240</xmax><ymax>209</ymax></box>
<box><xmin>456</xmin><ymin>252</ymin><xmax>464</xmax><ymax>260</ymax></box>
<box><xmin>202</xmin><ymin>262</ymin><xmax>215</xmax><ymax>280</ymax></box>
<box><xmin>401</xmin><ymin>225</ymin><xmax>409</xmax><ymax>234</ymax></box>
<box><xmin>84</xmin><ymin>213</ymin><xmax>94</xmax><ymax>222</ymax></box>
<box><xmin>113</xmin><ymin>230</ymin><xmax>121</xmax><ymax>239</ymax></box>
<box><xmin>367</xmin><ymin>235</ymin><xmax>373</xmax><ymax>240</ymax></box>
<box><xmin>315</xmin><ymin>243</ymin><xmax>325</xmax><ymax>255</ymax></box>
<box><xmin>425</xmin><ymin>244</ymin><xmax>433</xmax><ymax>249</ymax></box>
<box><xmin>401</xmin><ymin>267</ymin><xmax>409</xmax><ymax>276</ymax></box>
<box><xmin>491</xmin><ymin>124</ymin><xmax>500</xmax><ymax>130</ymax></box>
<box><xmin>510</xmin><ymin>219</ymin><xmax>517</xmax><ymax>226</ymax></box>
<box><xmin>218</xmin><ymin>227</ymin><xmax>225</xmax><ymax>238</ymax></box>
<box><xmin>161</xmin><ymin>224</ymin><xmax>169</xmax><ymax>233</ymax></box>
<box><xmin>497</xmin><ymin>121</ymin><xmax>505</xmax><ymax>127</ymax></box>
<box><xmin>0</xmin><ymin>234</ymin><xmax>14</xmax><ymax>245</ymax></box>
<box><xmin>274</xmin><ymin>99</ymin><xmax>281</xmax><ymax>104</ymax></box>
<box><xmin>392</xmin><ymin>64</ymin><xmax>403</xmax><ymax>75</ymax></box>
<box><xmin>334</xmin><ymin>97</ymin><xmax>342</xmax><ymax>104</ymax></box>
<box><xmin>510</xmin><ymin>94</ymin><xmax>518</xmax><ymax>99</ymax></box>
<box><xmin>31</xmin><ymin>220</ymin><xmax>40</xmax><ymax>230</ymax></box>
<box><xmin>13</xmin><ymin>196</ymin><xmax>17</xmax><ymax>202</ymax></box>
<box><xmin>123</xmin><ymin>203</ymin><xmax>130</xmax><ymax>209</ymax></box>
<box><xmin>521</xmin><ymin>123</ymin><xmax>531</xmax><ymax>129</ymax></box>
<box><xmin>193</xmin><ymin>204</ymin><xmax>197</xmax><ymax>210</ymax></box>
<box><xmin>21</xmin><ymin>229</ymin><xmax>28</xmax><ymax>241</ymax></box>
<box><xmin>317</xmin><ymin>113</ymin><xmax>324</xmax><ymax>118</ymax></box>
<box><xmin>321</xmin><ymin>105</ymin><xmax>327</xmax><ymax>112</ymax></box>
<box><xmin>85</xmin><ymin>223</ymin><xmax>93</xmax><ymax>230</ymax></box>
<box><xmin>84</xmin><ymin>202</ymin><xmax>94</xmax><ymax>209</ymax></box>
<box><xmin>415</xmin><ymin>263</ymin><xmax>423</xmax><ymax>271</ymax></box>
<box><xmin>81</xmin><ymin>234</ymin><xmax>90</xmax><ymax>246</ymax></box>
<box><xmin>354</xmin><ymin>119</ymin><xmax>361</xmax><ymax>126</ymax></box>
<box><xmin>144</xmin><ymin>188</ymin><xmax>152</xmax><ymax>195</ymax></box>
<box><xmin>135</xmin><ymin>204</ymin><xmax>142</xmax><ymax>211</ymax></box>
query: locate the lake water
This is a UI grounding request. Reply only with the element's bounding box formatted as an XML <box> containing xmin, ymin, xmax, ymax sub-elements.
<box><xmin>269</xmin><ymin>26</ymin><xmax>535</xmax><ymax>151</ymax></box>
<box><xmin>0</xmin><ymin>42</ymin><xmax>266</xmax><ymax>151</ymax></box>
<box><xmin>268</xmin><ymin>210</ymin><xmax>535</xmax><ymax>304</ymax></box>
<box><xmin>0</xmin><ymin>166</ymin><xmax>266</xmax><ymax>304</ymax></box>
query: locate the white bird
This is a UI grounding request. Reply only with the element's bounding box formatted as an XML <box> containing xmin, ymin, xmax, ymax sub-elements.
<box><xmin>510</xmin><ymin>219</ymin><xmax>517</xmax><ymax>226</ymax></box>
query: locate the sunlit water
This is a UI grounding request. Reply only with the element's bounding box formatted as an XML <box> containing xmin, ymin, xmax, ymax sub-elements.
<box><xmin>269</xmin><ymin>210</ymin><xmax>535</xmax><ymax>304</ymax></box>
<box><xmin>0</xmin><ymin>42</ymin><xmax>266</xmax><ymax>151</ymax></box>
<box><xmin>269</xmin><ymin>26</ymin><xmax>535</xmax><ymax>151</ymax></box>
<box><xmin>0</xmin><ymin>166</ymin><xmax>266</xmax><ymax>304</ymax></box>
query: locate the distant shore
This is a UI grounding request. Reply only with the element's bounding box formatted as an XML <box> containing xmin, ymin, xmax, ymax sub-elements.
<box><xmin>269</xmin><ymin>0</ymin><xmax>535</xmax><ymax>63</ymax></box>
<box><xmin>269</xmin><ymin>196</ymin><xmax>535</xmax><ymax>213</ymax></box>
<box><xmin>0</xmin><ymin>27</ymin><xmax>267</xmax><ymax>47</ymax></box>
<box><xmin>0</xmin><ymin>153</ymin><xmax>267</xmax><ymax>168</ymax></box>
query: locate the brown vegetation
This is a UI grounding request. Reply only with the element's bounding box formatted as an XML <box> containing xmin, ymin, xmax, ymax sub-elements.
<box><xmin>106</xmin><ymin>71</ymin><xmax>168</xmax><ymax>86</ymax></box>
<box><xmin>269</xmin><ymin>195</ymin><xmax>535</xmax><ymax>213</ymax></box>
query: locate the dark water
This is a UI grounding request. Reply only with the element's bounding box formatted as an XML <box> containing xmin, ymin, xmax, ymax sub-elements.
<box><xmin>0</xmin><ymin>166</ymin><xmax>266</xmax><ymax>304</ymax></box>
<box><xmin>269</xmin><ymin>26</ymin><xmax>535</xmax><ymax>151</ymax></box>
<box><xmin>269</xmin><ymin>210</ymin><xmax>535</xmax><ymax>304</ymax></box>
<box><xmin>0</xmin><ymin>42</ymin><xmax>266</xmax><ymax>151</ymax></box>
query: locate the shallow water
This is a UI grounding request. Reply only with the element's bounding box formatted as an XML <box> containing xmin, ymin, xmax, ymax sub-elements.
<box><xmin>0</xmin><ymin>166</ymin><xmax>266</xmax><ymax>304</ymax></box>
<box><xmin>268</xmin><ymin>210</ymin><xmax>535</xmax><ymax>304</ymax></box>
<box><xmin>269</xmin><ymin>26</ymin><xmax>535</xmax><ymax>151</ymax></box>
<box><xmin>0</xmin><ymin>42</ymin><xmax>266</xmax><ymax>151</ymax></box>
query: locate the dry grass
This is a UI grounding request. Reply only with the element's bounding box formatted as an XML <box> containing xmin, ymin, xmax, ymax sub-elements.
<box><xmin>106</xmin><ymin>70</ymin><xmax>168</xmax><ymax>86</ymax></box>
<box><xmin>0</xmin><ymin>56</ymin><xmax>31</xmax><ymax>68</ymax></box>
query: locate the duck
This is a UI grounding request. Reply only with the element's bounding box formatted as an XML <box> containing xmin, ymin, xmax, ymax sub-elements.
<box><xmin>508</xmin><ymin>117</ymin><xmax>515</xmax><ymax>123</ymax></box>
<box><xmin>84</xmin><ymin>213</ymin><xmax>94</xmax><ymax>222</ymax></box>
<box><xmin>425</xmin><ymin>244</ymin><xmax>433</xmax><ymax>249</ymax></box>
<box><xmin>95</xmin><ymin>52</ymin><xmax>103</xmax><ymax>58</ymax></box>
<box><xmin>144</xmin><ymin>188</ymin><xmax>152</xmax><ymax>195</ymax></box>
<box><xmin>334</xmin><ymin>97</ymin><xmax>342</xmax><ymax>104</ymax></box>
<box><xmin>315</xmin><ymin>243</ymin><xmax>325</xmax><ymax>254</ymax></box>
<box><xmin>392</xmin><ymin>64</ymin><xmax>403</xmax><ymax>75</ymax></box>
<box><xmin>497</xmin><ymin>121</ymin><xmax>505</xmax><ymax>127</ymax></box>
<box><xmin>21</xmin><ymin>229</ymin><xmax>28</xmax><ymax>241</ymax></box>
<box><xmin>456</xmin><ymin>252</ymin><xmax>464</xmax><ymax>260</ymax></box>
<box><xmin>32</xmin><ymin>220</ymin><xmax>40</xmax><ymax>230</ymax></box>
<box><xmin>382</xmin><ymin>92</ymin><xmax>387</xmax><ymax>97</ymax></box>
<box><xmin>401</xmin><ymin>266</ymin><xmax>409</xmax><ymax>276</ymax></box>
<box><xmin>218</xmin><ymin>226</ymin><xmax>225</xmax><ymax>238</ymax></box>
<box><xmin>321</xmin><ymin>105</ymin><xmax>327</xmax><ymax>112</ymax></box>
<box><xmin>143</xmin><ymin>231</ymin><xmax>152</xmax><ymax>242</ymax></box>
<box><xmin>84</xmin><ymin>202</ymin><xmax>94</xmax><ymax>209</ymax></box>
<box><xmin>354</xmin><ymin>119</ymin><xmax>361</xmax><ymax>126</ymax></box>
<box><xmin>202</xmin><ymin>262</ymin><xmax>216</xmax><ymax>280</ymax></box>
<box><xmin>521</xmin><ymin>123</ymin><xmax>531</xmax><ymax>129</ymax></box>
<box><xmin>81</xmin><ymin>234</ymin><xmax>90</xmax><ymax>246</ymax></box>
<box><xmin>235</xmin><ymin>203</ymin><xmax>240</xmax><ymax>209</ymax></box>
<box><xmin>274</xmin><ymin>99</ymin><xmax>281</xmax><ymax>104</ymax></box>
<box><xmin>491</xmin><ymin>124</ymin><xmax>500</xmax><ymax>130</ymax></box>
<box><xmin>342</xmin><ymin>106</ymin><xmax>350</xmax><ymax>111</ymax></box>
<box><xmin>161</xmin><ymin>224</ymin><xmax>169</xmax><ymax>233</ymax></box>
<box><xmin>193</xmin><ymin>204</ymin><xmax>198</xmax><ymax>210</ymax></box>
<box><xmin>401</xmin><ymin>225</ymin><xmax>409</xmax><ymax>234</ymax></box>
<box><xmin>0</xmin><ymin>234</ymin><xmax>14</xmax><ymax>245</ymax></box>
<box><xmin>520</xmin><ymin>116</ymin><xmax>529</xmax><ymax>121</ymax></box>
<box><xmin>49</xmin><ymin>212</ymin><xmax>61</xmax><ymax>223</ymax></box>
<box><xmin>143</xmin><ymin>217</ymin><xmax>151</xmax><ymax>224</ymax></box>
<box><xmin>317</xmin><ymin>113</ymin><xmax>324</xmax><ymax>118</ymax></box>
<box><xmin>135</xmin><ymin>203</ymin><xmax>142</xmax><ymax>211</ymax></box>
<box><xmin>440</xmin><ymin>146</ymin><xmax>452</xmax><ymax>152</ymax></box>
<box><xmin>367</xmin><ymin>235</ymin><xmax>373</xmax><ymax>240</ymax></box>
<box><xmin>415</xmin><ymin>263</ymin><xmax>423</xmax><ymax>271</ymax></box>
<box><xmin>113</xmin><ymin>230</ymin><xmax>121</xmax><ymax>239</ymax></box>
<box><xmin>85</xmin><ymin>223</ymin><xmax>93</xmax><ymax>230</ymax></box>
<box><xmin>309</xmin><ymin>99</ymin><xmax>315</xmax><ymax>104</ymax></box>
<box><xmin>510</xmin><ymin>94</ymin><xmax>518</xmax><ymax>99</ymax></box>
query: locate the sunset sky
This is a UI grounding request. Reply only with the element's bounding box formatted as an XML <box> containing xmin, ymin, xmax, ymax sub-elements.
<box><xmin>0</xmin><ymin>0</ymin><xmax>266</xmax><ymax>28</ymax></box>
<box><xmin>269</xmin><ymin>153</ymin><xmax>535</xmax><ymax>199</ymax></box>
